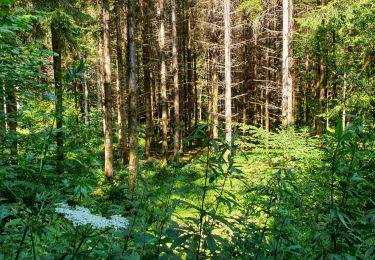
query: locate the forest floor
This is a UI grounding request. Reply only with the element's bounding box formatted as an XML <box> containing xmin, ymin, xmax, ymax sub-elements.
<box><xmin>140</xmin><ymin>146</ymin><xmax>276</xmax><ymax>231</ymax></box>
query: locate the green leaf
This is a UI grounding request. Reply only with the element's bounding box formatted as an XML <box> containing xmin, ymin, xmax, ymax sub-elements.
<box><xmin>365</xmin><ymin>247</ymin><xmax>374</xmax><ymax>259</ymax></box>
<box><xmin>337</xmin><ymin>211</ymin><xmax>351</xmax><ymax>229</ymax></box>
<box><xmin>206</xmin><ymin>235</ymin><xmax>217</xmax><ymax>252</ymax></box>
<box><xmin>212</xmin><ymin>139</ymin><xmax>219</xmax><ymax>155</ymax></box>
<box><xmin>123</xmin><ymin>252</ymin><xmax>140</xmax><ymax>260</ymax></box>
<box><xmin>0</xmin><ymin>0</ymin><xmax>13</xmax><ymax>5</ymax></box>
<box><xmin>171</xmin><ymin>234</ymin><xmax>193</xmax><ymax>249</ymax></box>
<box><xmin>0</xmin><ymin>205</ymin><xmax>9</xmax><ymax>220</ymax></box>
<box><xmin>287</xmin><ymin>245</ymin><xmax>302</xmax><ymax>254</ymax></box>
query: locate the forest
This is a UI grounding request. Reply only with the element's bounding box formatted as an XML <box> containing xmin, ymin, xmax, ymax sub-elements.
<box><xmin>0</xmin><ymin>0</ymin><xmax>374</xmax><ymax>258</ymax></box>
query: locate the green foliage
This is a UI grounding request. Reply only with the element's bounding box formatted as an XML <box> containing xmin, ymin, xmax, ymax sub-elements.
<box><xmin>238</xmin><ymin>0</ymin><xmax>263</xmax><ymax>18</ymax></box>
<box><xmin>305</xmin><ymin>116</ymin><xmax>375</xmax><ymax>258</ymax></box>
<box><xmin>237</xmin><ymin>125</ymin><xmax>322</xmax><ymax>171</ymax></box>
<box><xmin>296</xmin><ymin>0</ymin><xmax>375</xmax><ymax>125</ymax></box>
<box><xmin>0</xmin><ymin>0</ymin><xmax>374</xmax><ymax>259</ymax></box>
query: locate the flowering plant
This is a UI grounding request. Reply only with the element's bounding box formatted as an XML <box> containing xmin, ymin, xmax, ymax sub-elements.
<box><xmin>55</xmin><ymin>203</ymin><xmax>129</xmax><ymax>229</ymax></box>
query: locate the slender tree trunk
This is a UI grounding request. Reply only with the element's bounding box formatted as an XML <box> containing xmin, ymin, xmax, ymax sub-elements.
<box><xmin>142</xmin><ymin>0</ymin><xmax>152</xmax><ymax>160</ymax></box>
<box><xmin>97</xmin><ymin>34</ymin><xmax>103</xmax><ymax>113</ymax></box>
<box><xmin>171</xmin><ymin>0</ymin><xmax>180</xmax><ymax>159</ymax></box>
<box><xmin>5</xmin><ymin>85</ymin><xmax>17</xmax><ymax>158</ymax></box>
<box><xmin>102</xmin><ymin>0</ymin><xmax>113</xmax><ymax>178</ymax></box>
<box><xmin>265</xmin><ymin>20</ymin><xmax>270</xmax><ymax>132</ymax></box>
<box><xmin>73</xmin><ymin>80</ymin><xmax>79</xmax><ymax>124</ymax></box>
<box><xmin>83</xmin><ymin>72</ymin><xmax>90</xmax><ymax>126</ymax></box>
<box><xmin>207</xmin><ymin>51</ymin><xmax>212</xmax><ymax>137</ymax></box>
<box><xmin>281</xmin><ymin>0</ymin><xmax>294</xmax><ymax>126</ymax></box>
<box><xmin>242</xmin><ymin>23</ymin><xmax>249</xmax><ymax>132</ymax></box>
<box><xmin>159</xmin><ymin>0</ymin><xmax>168</xmax><ymax>163</ymax></box>
<box><xmin>326</xmin><ymin>83</ymin><xmax>329</xmax><ymax>129</ymax></box>
<box><xmin>77</xmin><ymin>79</ymin><xmax>85</xmax><ymax>122</ymax></box>
<box><xmin>212</xmin><ymin>51</ymin><xmax>219</xmax><ymax>139</ymax></box>
<box><xmin>209</xmin><ymin>0</ymin><xmax>219</xmax><ymax>139</ymax></box>
<box><xmin>182</xmin><ymin>24</ymin><xmax>187</xmax><ymax>143</ymax></box>
<box><xmin>97</xmin><ymin>64</ymin><xmax>102</xmax><ymax>112</ymax></box>
<box><xmin>51</xmin><ymin>25</ymin><xmax>64</xmax><ymax>174</ymax></box>
<box><xmin>198</xmin><ymin>55</ymin><xmax>203</xmax><ymax>122</ymax></box>
<box><xmin>97</xmin><ymin>18</ymin><xmax>103</xmax><ymax>125</ymax></box>
<box><xmin>252</xmin><ymin>38</ymin><xmax>258</xmax><ymax>126</ymax></box>
<box><xmin>0</xmin><ymin>86</ymin><xmax>5</xmax><ymax>143</ymax></box>
<box><xmin>224</xmin><ymin>0</ymin><xmax>232</xmax><ymax>154</ymax></box>
<box><xmin>314</xmin><ymin>0</ymin><xmax>328</xmax><ymax>134</ymax></box>
<box><xmin>186</xmin><ymin>8</ymin><xmax>193</xmax><ymax>138</ymax></box>
<box><xmin>316</xmin><ymin>56</ymin><xmax>325</xmax><ymax>135</ymax></box>
<box><xmin>303</xmin><ymin>57</ymin><xmax>310</xmax><ymax>124</ymax></box>
<box><xmin>342</xmin><ymin>73</ymin><xmax>347</xmax><ymax>130</ymax></box>
<box><xmin>127</xmin><ymin>0</ymin><xmax>138</xmax><ymax>191</ymax></box>
<box><xmin>193</xmin><ymin>54</ymin><xmax>198</xmax><ymax>127</ymax></box>
<box><xmin>115</xmin><ymin>0</ymin><xmax>127</xmax><ymax>164</ymax></box>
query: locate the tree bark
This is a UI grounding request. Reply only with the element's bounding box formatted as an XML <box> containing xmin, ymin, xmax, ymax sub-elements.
<box><xmin>209</xmin><ymin>0</ymin><xmax>219</xmax><ymax>139</ymax></box>
<box><xmin>0</xmin><ymin>86</ymin><xmax>5</xmax><ymax>144</ymax></box>
<box><xmin>102</xmin><ymin>0</ymin><xmax>113</xmax><ymax>178</ymax></box>
<box><xmin>212</xmin><ymin>51</ymin><xmax>219</xmax><ymax>139</ymax></box>
<box><xmin>127</xmin><ymin>0</ymin><xmax>138</xmax><ymax>191</ymax></box>
<box><xmin>315</xmin><ymin>55</ymin><xmax>325</xmax><ymax>135</ymax></box>
<box><xmin>171</xmin><ymin>0</ymin><xmax>180</xmax><ymax>159</ymax></box>
<box><xmin>97</xmin><ymin>37</ymin><xmax>103</xmax><ymax>113</ymax></box>
<box><xmin>265</xmin><ymin>19</ymin><xmax>270</xmax><ymax>132</ymax></box>
<box><xmin>193</xmin><ymin>54</ymin><xmax>198</xmax><ymax>127</ymax></box>
<box><xmin>51</xmin><ymin>25</ymin><xmax>64</xmax><ymax>174</ymax></box>
<box><xmin>73</xmin><ymin>80</ymin><xmax>79</xmax><ymax>125</ymax></box>
<box><xmin>224</xmin><ymin>0</ymin><xmax>232</xmax><ymax>149</ymax></box>
<box><xmin>5</xmin><ymin>85</ymin><xmax>17</xmax><ymax>158</ymax></box>
<box><xmin>115</xmin><ymin>0</ymin><xmax>127</xmax><ymax>164</ymax></box>
<box><xmin>159</xmin><ymin>0</ymin><xmax>168</xmax><ymax>163</ymax></box>
<box><xmin>142</xmin><ymin>0</ymin><xmax>153</xmax><ymax>160</ymax></box>
<box><xmin>83</xmin><ymin>72</ymin><xmax>90</xmax><ymax>126</ymax></box>
<box><xmin>281</xmin><ymin>0</ymin><xmax>294</xmax><ymax>126</ymax></box>
<box><xmin>252</xmin><ymin>38</ymin><xmax>258</xmax><ymax>126</ymax></box>
<box><xmin>186</xmin><ymin>7</ymin><xmax>193</xmax><ymax>138</ymax></box>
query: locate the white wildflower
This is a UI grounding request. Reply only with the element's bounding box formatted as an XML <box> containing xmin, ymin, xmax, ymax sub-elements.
<box><xmin>55</xmin><ymin>203</ymin><xmax>129</xmax><ymax>229</ymax></box>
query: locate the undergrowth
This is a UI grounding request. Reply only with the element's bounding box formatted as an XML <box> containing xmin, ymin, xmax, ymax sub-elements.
<box><xmin>1</xmin><ymin>116</ymin><xmax>374</xmax><ymax>259</ymax></box>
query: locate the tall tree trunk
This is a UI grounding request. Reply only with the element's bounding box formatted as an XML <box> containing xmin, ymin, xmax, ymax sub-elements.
<box><xmin>171</xmin><ymin>0</ymin><xmax>180</xmax><ymax>159</ymax></box>
<box><xmin>224</xmin><ymin>0</ymin><xmax>232</xmax><ymax>146</ymax></box>
<box><xmin>281</xmin><ymin>0</ymin><xmax>294</xmax><ymax>126</ymax></box>
<box><xmin>159</xmin><ymin>0</ymin><xmax>168</xmax><ymax>163</ymax></box>
<box><xmin>315</xmin><ymin>56</ymin><xmax>325</xmax><ymax>135</ymax></box>
<box><xmin>142</xmin><ymin>0</ymin><xmax>152</xmax><ymax>160</ymax></box>
<box><xmin>265</xmin><ymin>19</ymin><xmax>270</xmax><ymax>132</ymax></box>
<box><xmin>252</xmin><ymin>38</ymin><xmax>258</xmax><ymax>126</ymax></box>
<box><xmin>209</xmin><ymin>0</ymin><xmax>219</xmax><ymax>139</ymax></box>
<box><xmin>303</xmin><ymin>57</ymin><xmax>310</xmax><ymax>124</ymax></box>
<box><xmin>0</xmin><ymin>86</ymin><xmax>5</xmax><ymax>144</ymax></box>
<box><xmin>102</xmin><ymin>0</ymin><xmax>113</xmax><ymax>178</ymax></box>
<box><xmin>5</xmin><ymin>85</ymin><xmax>17</xmax><ymax>158</ymax></box>
<box><xmin>97</xmin><ymin>64</ymin><xmax>102</xmax><ymax>112</ymax></box>
<box><xmin>207</xmin><ymin>51</ymin><xmax>212</xmax><ymax>136</ymax></box>
<box><xmin>83</xmin><ymin>72</ymin><xmax>90</xmax><ymax>126</ymax></box>
<box><xmin>51</xmin><ymin>25</ymin><xmax>64</xmax><ymax>174</ymax></box>
<box><xmin>193</xmin><ymin>54</ymin><xmax>198</xmax><ymax>127</ymax></box>
<box><xmin>127</xmin><ymin>0</ymin><xmax>138</xmax><ymax>191</ymax></box>
<box><xmin>342</xmin><ymin>73</ymin><xmax>347</xmax><ymax>130</ymax></box>
<box><xmin>97</xmin><ymin>34</ymin><xmax>103</xmax><ymax>112</ymax></box>
<box><xmin>186</xmin><ymin>7</ymin><xmax>193</xmax><ymax>138</ymax></box>
<box><xmin>211</xmin><ymin>51</ymin><xmax>219</xmax><ymax>139</ymax></box>
<box><xmin>115</xmin><ymin>0</ymin><xmax>127</xmax><ymax>164</ymax></box>
<box><xmin>73</xmin><ymin>80</ymin><xmax>79</xmax><ymax>124</ymax></box>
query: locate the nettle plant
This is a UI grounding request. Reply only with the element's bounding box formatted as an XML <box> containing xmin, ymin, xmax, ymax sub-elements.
<box><xmin>162</xmin><ymin>124</ymin><xmax>243</xmax><ymax>259</ymax></box>
<box><xmin>307</xmin><ymin>116</ymin><xmax>375</xmax><ymax>259</ymax></box>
